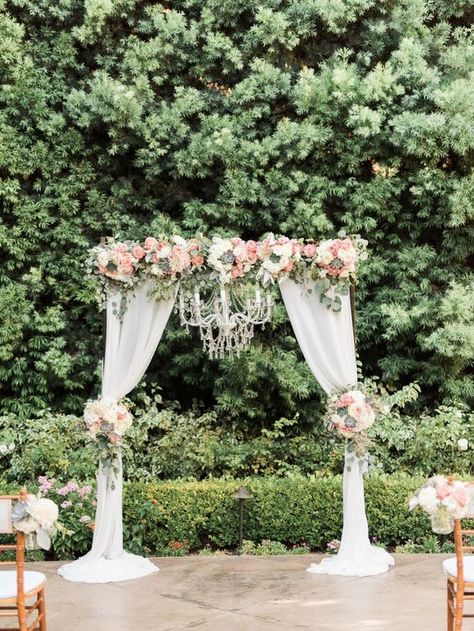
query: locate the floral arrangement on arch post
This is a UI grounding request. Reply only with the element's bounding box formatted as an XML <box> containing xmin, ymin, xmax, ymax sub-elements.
<box><xmin>83</xmin><ymin>396</ymin><xmax>134</xmax><ymax>484</ymax></box>
<box><xmin>324</xmin><ymin>380</ymin><xmax>421</xmax><ymax>463</ymax></box>
<box><xmin>409</xmin><ymin>476</ymin><xmax>470</xmax><ymax>534</ymax></box>
<box><xmin>324</xmin><ymin>386</ymin><xmax>378</xmax><ymax>460</ymax></box>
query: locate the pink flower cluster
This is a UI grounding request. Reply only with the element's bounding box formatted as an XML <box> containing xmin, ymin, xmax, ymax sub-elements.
<box><xmin>315</xmin><ymin>238</ymin><xmax>359</xmax><ymax>279</ymax></box>
<box><xmin>328</xmin><ymin>389</ymin><xmax>376</xmax><ymax>438</ymax></box>
<box><xmin>97</xmin><ymin>242</ymin><xmax>137</xmax><ymax>282</ymax></box>
<box><xmin>143</xmin><ymin>236</ymin><xmax>203</xmax><ymax>277</ymax></box>
<box><xmin>57</xmin><ymin>481</ymin><xmax>79</xmax><ymax>496</ymax></box>
<box><xmin>229</xmin><ymin>238</ymin><xmax>258</xmax><ymax>278</ymax></box>
<box><xmin>84</xmin><ymin>397</ymin><xmax>133</xmax><ymax>446</ymax></box>
<box><xmin>38</xmin><ymin>475</ymin><xmax>54</xmax><ymax>494</ymax></box>
<box><xmin>207</xmin><ymin>237</ymin><xmax>259</xmax><ymax>281</ymax></box>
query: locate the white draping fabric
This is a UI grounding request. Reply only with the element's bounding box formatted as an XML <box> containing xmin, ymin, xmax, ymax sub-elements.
<box><xmin>58</xmin><ymin>281</ymin><xmax>175</xmax><ymax>583</ymax></box>
<box><xmin>279</xmin><ymin>278</ymin><xmax>394</xmax><ymax>577</ymax></box>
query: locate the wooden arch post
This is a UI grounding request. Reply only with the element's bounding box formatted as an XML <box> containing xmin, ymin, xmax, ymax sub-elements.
<box><xmin>350</xmin><ymin>282</ymin><xmax>356</xmax><ymax>344</ymax></box>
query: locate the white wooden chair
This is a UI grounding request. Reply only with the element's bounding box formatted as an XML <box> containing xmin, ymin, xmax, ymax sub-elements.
<box><xmin>0</xmin><ymin>490</ymin><xmax>47</xmax><ymax>631</ymax></box>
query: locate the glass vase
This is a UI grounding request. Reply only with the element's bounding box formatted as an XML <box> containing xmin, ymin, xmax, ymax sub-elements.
<box><xmin>430</xmin><ymin>508</ymin><xmax>454</xmax><ymax>535</ymax></box>
<box><xmin>25</xmin><ymin>533</ymin><xmax>38</xmax><ymax>550</ymax></box>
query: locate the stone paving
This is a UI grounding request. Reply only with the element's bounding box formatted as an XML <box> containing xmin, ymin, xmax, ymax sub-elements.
<box><xmin>17</xmin><ymin>554</ymin><xmax>467</xmax><ymax>630</ymax></box>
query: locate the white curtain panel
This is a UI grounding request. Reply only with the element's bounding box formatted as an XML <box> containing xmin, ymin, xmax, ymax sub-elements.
<box><xmin>58</xmin><ymin>281</ymin><xmax>176</xmax><ymax>583</ymax></box>
<box><xmin>279</xmin><ymin>277</ymin><xmax>394</xmax><ymax>576</ymax></box>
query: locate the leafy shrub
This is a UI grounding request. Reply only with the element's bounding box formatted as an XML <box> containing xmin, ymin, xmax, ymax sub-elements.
<box><xmin>122</xmin><ymin>474</ymin><xmax>472</xmax><ymax>556</ymax></box>
<box><xmin>1</xmin><ymin>403</ymin><xmax>471</xmax><ymax>485</ymax></box>
<box><xmin>2</xmin><ymin>473</ymin><xmax>471</xmax><ymax>560</ymax></box>
<box><xmin>1</xmin><ymin>0</ymin><xmax>473</xmax><ymax>422</ymax></box>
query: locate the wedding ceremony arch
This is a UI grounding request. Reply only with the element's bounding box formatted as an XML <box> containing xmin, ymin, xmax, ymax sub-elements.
<box><xmin>58</xmin><ymin>233</ymin><xmax>394</xmax><ymax>583</ymax></box>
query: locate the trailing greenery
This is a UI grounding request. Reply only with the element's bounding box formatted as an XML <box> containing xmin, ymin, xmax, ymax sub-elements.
<box><xmin>3</xmin><ymin>474</ymin><xmax>470</xmax><ymax>560</ymax></box>
<box><xmin>0</xmin><ymin>401</ymin><xmax>471</xmax><ymax>485</ymax></box>
<box><xmin>0</xmin><ymin>0</ymin><xmax>473</xmax><ymax>423</ymax></box>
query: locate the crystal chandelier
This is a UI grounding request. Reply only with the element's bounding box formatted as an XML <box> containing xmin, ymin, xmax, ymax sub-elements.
<box><xmin>178</xmin><ymin>283</ymin><xmax>273</xmax><ymax>358</ymax></box>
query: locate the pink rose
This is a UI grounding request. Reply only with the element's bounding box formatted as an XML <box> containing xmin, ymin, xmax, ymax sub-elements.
<box><xmin>246</xmin><ymin>240</ymin><xmax>257</xmax><ymax>252</ymax></box>
<box><xmin>231</xmin><ymin>266</ymin><xmax>244</xmax><ymax>278</ymax></box>
<box><xmin>247</xmin><ymin>252</ymin><xmax>258</xmax><ymax>264</ymax></box>
<box><xmin>114</xmin><ymin>244</ymin><xmax>128</xmax><ymax>254</ymax></box>
<box><xmin>292</xmin><ymin>241</ymin><xmax>303</xmax><ymax>255</ymax></box>
<box><xmin>325</xmin><ymin>264</ymin><xmax>341</xmax><ymax>277</ymax></box>
<box><xmin>119</xmin><ymin>252</ymin><xmax>133</xmax><ymax>265</ymax></box>
<box><xmin>436</xmin><ymin>483</ymin><xmax>451</xmax><ymax>500</ymax></box>
<box><xmin>132</xmin><ymin>246</ymin><xmax>145</xmax><ymax>260</ymax></box>
<box><xmin>231</xmin><ymin>237</ymin><xmax>241</xmax><ymax>246</ymax></box>
<box><xmin>283</xmin><ymin>260</ymin><xmax>294</xmax><ymax>273</ymax></box>
<box><xmin>171</xmin><ymin>246</ymin><xmax>191</xmax><ymax>272</ymax></box>
<box><xmin>337</xmin><ymin>393</ymin><xmax>355</xmax><ymax>408</ymax></box>
<box><xmin>453</xmin><ymin>486</ymin><xmax>469</xmax><ymax>507</ymax></box>
<box><xmin>339</xmin><ymin>238</ymin><xmax>354</xmax><ymax>250</ymax></box>
<box><xmin>144</xmin><ymin>237</ymin><xmax>158</xmax><ymax>251</ymax></box>
<box><xmin>191</xmin><ymin>255</ymin><xmax>204</xmax><ymax>267</ymax></box>
<box><xmin>303</xmin><ymin>244</ymin><xmax>317</xmax><ymax>258</ymax></box>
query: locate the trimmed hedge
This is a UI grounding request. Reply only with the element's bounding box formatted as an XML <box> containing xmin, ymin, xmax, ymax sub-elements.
<box><xmin>122</xmin><ymin>474</ymin><xmax>455</xmax><ymax>556</ymax></box>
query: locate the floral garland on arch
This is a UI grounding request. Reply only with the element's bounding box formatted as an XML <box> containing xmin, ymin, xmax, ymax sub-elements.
<box><xmin>86</xmin><ymin>232</ymin><xmax>368</xmax><ymax>313</ymax></box>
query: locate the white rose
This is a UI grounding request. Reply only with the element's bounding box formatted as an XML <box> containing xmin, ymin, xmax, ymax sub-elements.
<box><xmin>417</xmin><ymin>487</ymin><xmax>438</xmax><ymax>514</ymax></box>
<box><xmin>115</xmin><ymin>414</ymin><xmax>132</xmax><ymax>435</ymax></box>
<box><xmin>263</xmin><ymin>259</ymin><xmax>286</xmax><ymax>274</ymax></box>
<box><xmin>408</xmin><ymin>496</ymin><xmax>419</xmax><ymax>510</ymax></box>
<box><xmin>273</xmin><ymin>243</ymin><xmax>293</xmax><ymax>258</ymax></box>
<box><xmin>103</xmin><ymin>408</ymin><xmax>118</xmax><ymax>424</ymax></box>
<box><xmin>97</xmin><ymin>252</ymin><xmax>109</xmax><ymax>267</ymax></box>
<box><xmin>173</xmin><ymin>235</ymin><xmax>187</xmax><ymax>247</ymax></box>
<box><xmin>0</xmin><ymin>444</ymin><xmax>9</xmax><ymax>455</ymax></box>
<box><xmin>348</xmin><ymin>390</ymin><xmax>365</xmax><ymax>404</ymax></box>
<box><xmin>233</xmin><ymin>243</ymin><xmax>246</xmax><ymax>258</ymax></box>
<box><xmin>28</xmin><ymin>498</ymin><xmax>59</xmax><ymax>530</ymax></box>
<box><xmin>458</xmin><ymin>438</ymin><xmax>469</xmax><ymax>451</ymax></box>
<box><xmin>159</xmin><ymin>245</ymin><xmax>171</xmax><ymax>258</ymax></box>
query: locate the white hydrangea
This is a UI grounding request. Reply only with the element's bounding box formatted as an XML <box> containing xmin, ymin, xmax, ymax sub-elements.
<box><xmin>27</xmin><ymin>496</ymin><xmax>59</xmax><ymax>530</ymax></box>
<box><xmin>417</xmin><ymin>486</ymin><xmax>438</xmax><ymax>514</ymax></box>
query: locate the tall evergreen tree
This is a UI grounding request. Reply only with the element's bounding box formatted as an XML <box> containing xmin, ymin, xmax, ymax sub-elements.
<box><xmin>0</xmin><ymin>0</ymin><xmax>472</xmax><ymax>422</ymax></box>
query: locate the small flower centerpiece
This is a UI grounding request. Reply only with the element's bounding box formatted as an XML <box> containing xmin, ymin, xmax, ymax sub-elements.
<box><xmin>12</xmin><ymin>493</ymin><xmax>59</xmax><ymax>550</ymax></box>
<box><xmin>409</xmin><ymin>476</ymin><xmax>470</xmax><ymax>534</ymax></box>
<box><xmin>84</xmin><ymin>397</ymin><xmax>133</xmax><ymax>480</ymax></box>
<box><xmin>325</xmin><ymin>386</ymin><xmax>377</xmax><ymax>456</ymax></box>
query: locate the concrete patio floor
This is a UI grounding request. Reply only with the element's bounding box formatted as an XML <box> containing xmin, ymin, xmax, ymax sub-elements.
<box><xmin>20</xmin><ymin>554</ymin><xmax>468</xmax><ymax>630</ymax></box>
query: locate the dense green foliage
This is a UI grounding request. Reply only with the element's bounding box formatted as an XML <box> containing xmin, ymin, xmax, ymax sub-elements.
<box><xmin>0</xmin><ymin>402</ymin><xmax>471</xmax><ymax>484</ymax></box>
<box><xmin>1</xmin><ymin>0</ymin><xmax>473</xmax><ymax>424</ymax></box>
<box><xmin>2</xmin><ymin>474</ymin><xmax>469</xmax><ymax>559</ymax></box>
